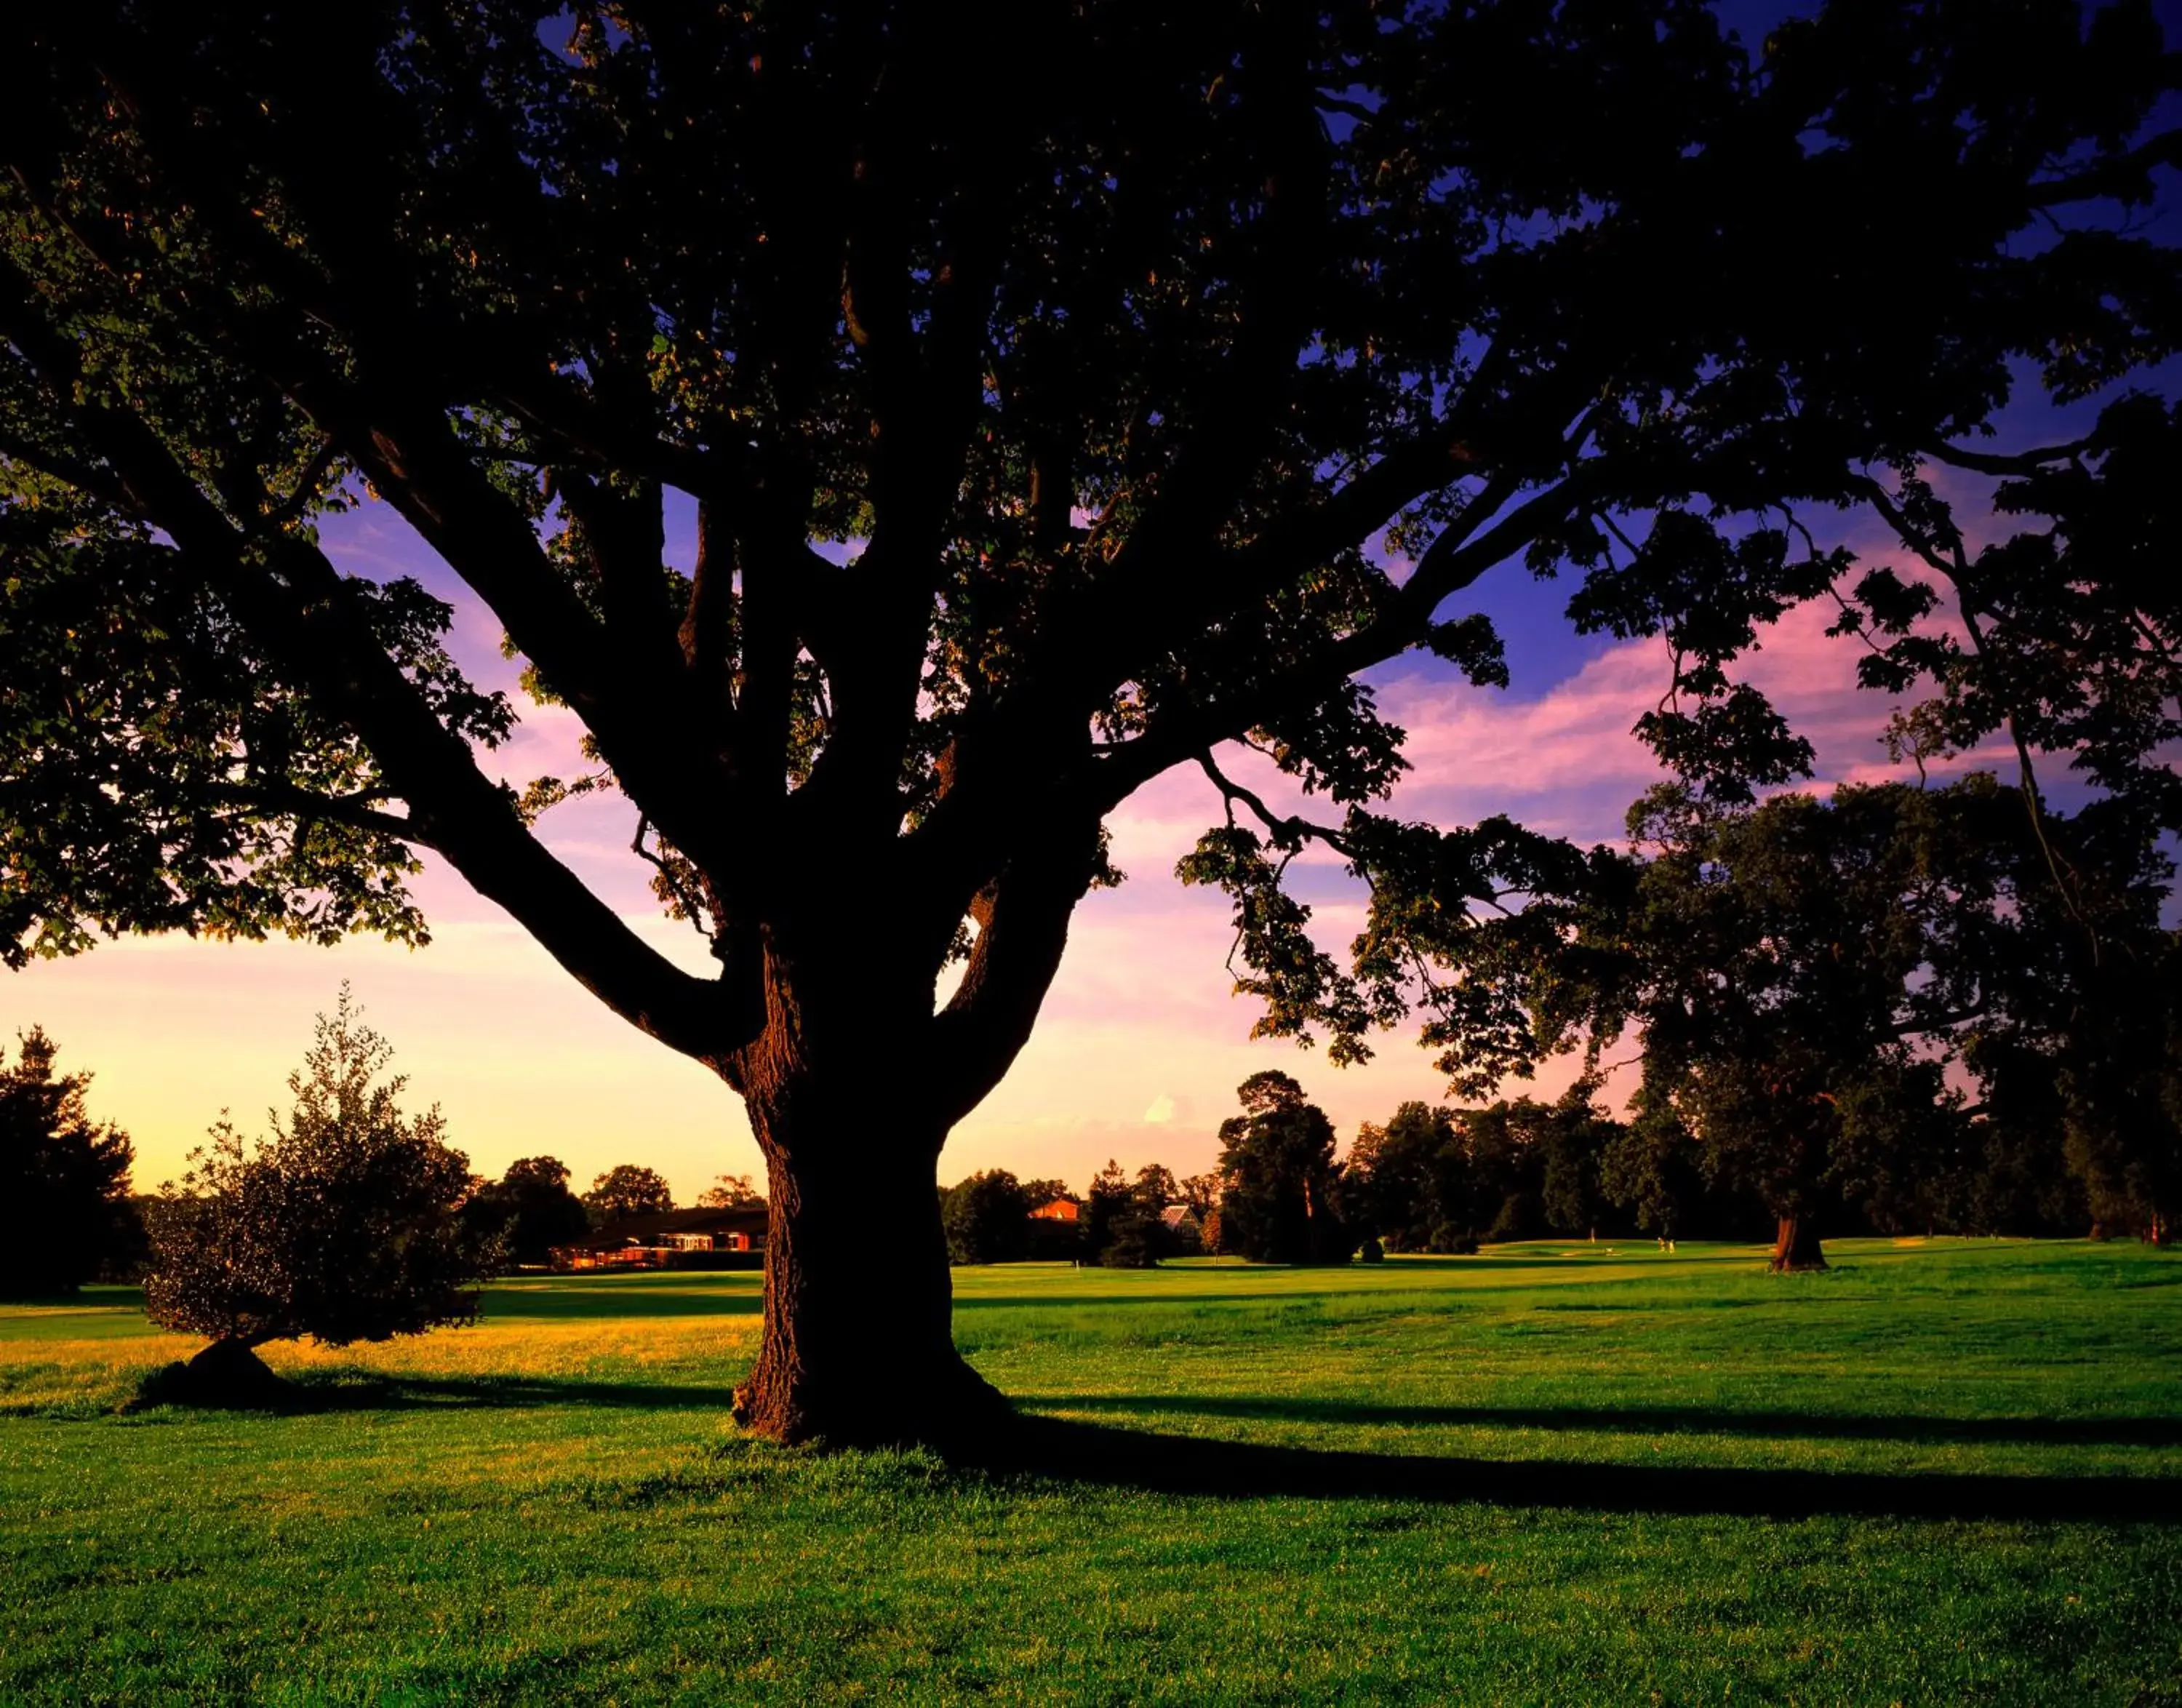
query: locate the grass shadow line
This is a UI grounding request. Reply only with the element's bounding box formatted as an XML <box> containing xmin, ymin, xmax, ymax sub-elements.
<box><xmin>1016</xmin><ymin>1392</ymin><xmax>2182</xmax><ymax>1449</ymax></box>
<box><xmin>129</xmin><ymin>1369</ymin><xmax>746</xmax><ymax>1416</ymax></box>
<box><xmin>969</xmin><ymin>1415</ymin><xmax>2182</xmax><ymax>1523</ymax></box>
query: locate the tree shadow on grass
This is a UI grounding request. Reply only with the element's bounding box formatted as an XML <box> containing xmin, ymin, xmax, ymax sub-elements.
<box><xmin>967</xmin><ymin>1413</ymin><xmax>2182</xmax><ymax>1523</ymax></box>
<box><xmin>129</xmin><ymin>1368</ymin><xmax>746</xmax><ymax>1416</ymax></box>
<box><xmin>951</xmin><ymin>1290</ymin><xmax>1362</xmax><ymax>1311</ymax></box>
<box><xmin>1015</xmin><ymin>1392</ymin><xmax>2182</xmax><ymax>1449</ymax></box>
<box><xmin>124</xmin><ymin>1370</ymin><xmax>2182</xmax><ymax>1523</ymax></box>
<box><xmin>361</xmin><ymin>1374</ymin><xmax>750</xmax><ymax>1412</ymax></box>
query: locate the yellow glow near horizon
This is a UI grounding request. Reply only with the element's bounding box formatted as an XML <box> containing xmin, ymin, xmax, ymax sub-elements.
<box><xmin>6</xmin><ymin>889</ymin><xmax>1596</xmax><ymax>1205</ymax></box>
<box><xmin>5</xmin><ymin>591</ymin><xmax>1941</xmax><ymax>1204</ymax></box>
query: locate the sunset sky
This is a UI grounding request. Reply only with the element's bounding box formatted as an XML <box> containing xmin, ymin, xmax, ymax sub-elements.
<box><xmin>9</xmin><ymin>3</ymin><xmax>2176</xmax><ymax>1208</ymax></box>
<box><xmin>11</xmin><ymin>23</ymin><xmax>2181</xmax><ymax>1205</ymax></box>
<box><xmin>12</xmin><ymin>447</ymin><xmax>2086</xmax><ymax>1206</ymax></box>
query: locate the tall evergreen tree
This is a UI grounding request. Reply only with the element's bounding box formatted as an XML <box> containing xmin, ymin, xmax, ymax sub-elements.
<box><xmin>0</xmin><ymin>1029</ymin><xmax>136</xmax><ymax>1296</ymax></box>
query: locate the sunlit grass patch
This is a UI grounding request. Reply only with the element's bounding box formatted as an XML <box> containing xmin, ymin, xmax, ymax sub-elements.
<box><xmin>267</xmin><ymin>1312</ymin><xmax>759</xmax><ymax>1383</ymax></box>
<box><xmin>0</xmin><ymin>1274</ymin><xmax>766</xmax><ymax>1418</ymax></box>
<box><xmin>2</xmin><ymin>1238</ymin><xmax>2177</xmax><ymax>1703</ymax></box>
<box><xmin>0</xmin><ymin>1330</ymin><xmax>200</xmax><ymax>1417</ymax></box>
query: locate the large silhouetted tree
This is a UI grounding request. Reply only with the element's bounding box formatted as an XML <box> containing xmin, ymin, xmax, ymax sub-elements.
<box><xmin>1468</xmin><ymin>777</ymin><xmax>2152</xmax><ymax>1269</ymax></box>
<box><xmin>1955</xmin><ymin>805</ymin><xmax>2181</xmax><ymax>1245</ymax></box>
<box><xmin>2</xmin><ymin>4</ymin><xmax>2176</xmax><ymax>1440</ymax></box>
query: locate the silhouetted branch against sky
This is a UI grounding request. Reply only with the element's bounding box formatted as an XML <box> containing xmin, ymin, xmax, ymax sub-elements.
<box><xmin>0</xmin><ymin>3</ymin><xmax>2173</xmax><ymax>1204</ymax></box>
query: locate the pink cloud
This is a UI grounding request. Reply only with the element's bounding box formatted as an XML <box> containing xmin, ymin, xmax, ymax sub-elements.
<box><xmin>17</xmin><ymin>497</ymin><xmax>2063</xmax><ymax>1202</ymax></box>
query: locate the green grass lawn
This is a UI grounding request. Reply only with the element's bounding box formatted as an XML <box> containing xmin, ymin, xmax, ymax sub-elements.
<box><xmin>3</xmin><ymin>1239</ymin><xmax>2179</xmax><ymax>1704</ymax></box>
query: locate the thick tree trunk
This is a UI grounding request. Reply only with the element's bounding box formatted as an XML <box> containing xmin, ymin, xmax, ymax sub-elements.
<box><xmin>1770</xmin><ymin>1214</ymin><xmax>1828</xmax><ymax>1272</ymax></box>
<box><xmin>718</xmin><ymin>826</ymin><xmax>1102</xmax><ymax>1448</ymax></box>
<box><xmin>730</xmin><ymin>1112</ymin><xmax>1007</xmax><ymax>1447</ymax></box>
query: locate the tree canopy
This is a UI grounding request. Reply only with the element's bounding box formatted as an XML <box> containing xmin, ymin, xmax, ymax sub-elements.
<box><xmin>583</xmin><ymin>1164</ymin><xmax>676</xmax><ymax>1224</ymax></box>
<box><xmin>462</xmin><ymin>1154</ymin><xmax>591</xmax><ymax>1269</ymax></box>
<box><xmin>697</xmin><ymin>1173</ymin><xmax>765</xmax><ymax>1209</ymax></box>
<box><xmin>4</xmin><ymin>1</ymin><xmax>2175</xmax><ymax>1440</ymax></box>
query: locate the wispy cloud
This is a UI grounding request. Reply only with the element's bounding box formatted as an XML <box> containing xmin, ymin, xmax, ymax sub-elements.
<box><xmin>20</xmin><ymin>501</ymin><xmax>2048</xmax><ymax>1202</ymax></box>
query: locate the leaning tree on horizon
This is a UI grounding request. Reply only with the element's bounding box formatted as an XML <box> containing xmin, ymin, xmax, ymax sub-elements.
<box><xmin>2</xmin><ymin>2</ymin><xmax>2177</xmax><ymax>1442</ymax></box>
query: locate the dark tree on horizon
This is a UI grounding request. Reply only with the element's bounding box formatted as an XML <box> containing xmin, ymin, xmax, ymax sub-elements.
<box><xmin>0</xmin><ymin>1028</ymin><xmax>137</xmax><ymax>1297</ymax></box>
<box><xmin>1017</xmin><ymin>1178</ymin><xmax>1075</xmax><ymax>1214</ymax></box>
<box><xmin>1345</xmin><ymin>1102</ymin><xmax>1466</xmax><ymax>1253</ymax></box>
<box><xmin>1</xmin><ymin>3</ymin><xmax>2176</xmax><ymax>1441</ymax></box>
<box><xmin>1959</xmin><ymin>810</ymin><xmax>2182</xmax><ymax>1247</ymax></box>
<box><xmin>940</xmin><ymin>1168</ymin><xmax>1032</xmax><ymax>1266</ymax></box>
<box><xmin>1081</xmin><ymin>1157</ymin><xmax>1164</xmax><ymax>1268</ymax></box>
<box><xmin>583</xmin><ymin>1163</ymin><xmax>676</xmax><ymax>1224</ymax></box>
<box><xmin>463</xmin><ymin>1154</ymin><xmax>591</xmax><ymax>1269</ymax></box>
<box><xmin>1472</xmin><ymin>776</ymin><xmax>2166</xmax><ymax>1269</ymax></box>
<box><xmin>697</xmin><ymin>1172</ymin><xmax>766</xmax><ymax>1210</ymax></box>
<box><xmin>1530</xmin><ymin>1088</ymin><xmax>1620</xmax><ymax>1240</ymax></box>
<box><xmin>1217</xmin><ymin>1071</ymin><xmax>1351</xmax><ymax>1265</ymax></box>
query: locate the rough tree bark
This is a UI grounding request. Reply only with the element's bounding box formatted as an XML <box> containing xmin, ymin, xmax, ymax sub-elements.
<box><xmin>716</xmin><ymin>830</ymin><xmax>1092</xmax><ymax>1445</ymax></box>
<box><xmin>1770</xmin><ymin>1214</ymin><xmax>1829</xmax><ymax>1272</ymax></box>
<box><xmin>730</xmin><ymin>1103</ymin><xmax>1007</xmax><ymax>1446</ymax></box>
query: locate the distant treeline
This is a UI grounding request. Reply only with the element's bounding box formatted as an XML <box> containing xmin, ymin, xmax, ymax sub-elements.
<box><xmin>15</xmin><ymin>754</ymin><xmax>2181</xmax><ymax>1307</ymax></box>
<box><xmin>944</xmin><ymin>1052</ymin><xmax>2125</xmax><ymax>1273</ymax></box>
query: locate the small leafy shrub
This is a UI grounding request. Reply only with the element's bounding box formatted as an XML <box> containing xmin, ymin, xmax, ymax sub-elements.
<box><xmin>144</xmin><ymin>989</ymin><xmax>484</xmax><ymax>1396</ymax></box>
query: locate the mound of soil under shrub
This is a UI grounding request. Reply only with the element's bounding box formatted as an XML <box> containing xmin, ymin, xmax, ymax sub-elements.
<box><xmin>135</xmin><ymin>1339</ymin><xmax>292</xmax><ymax>1410</ymax></box>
